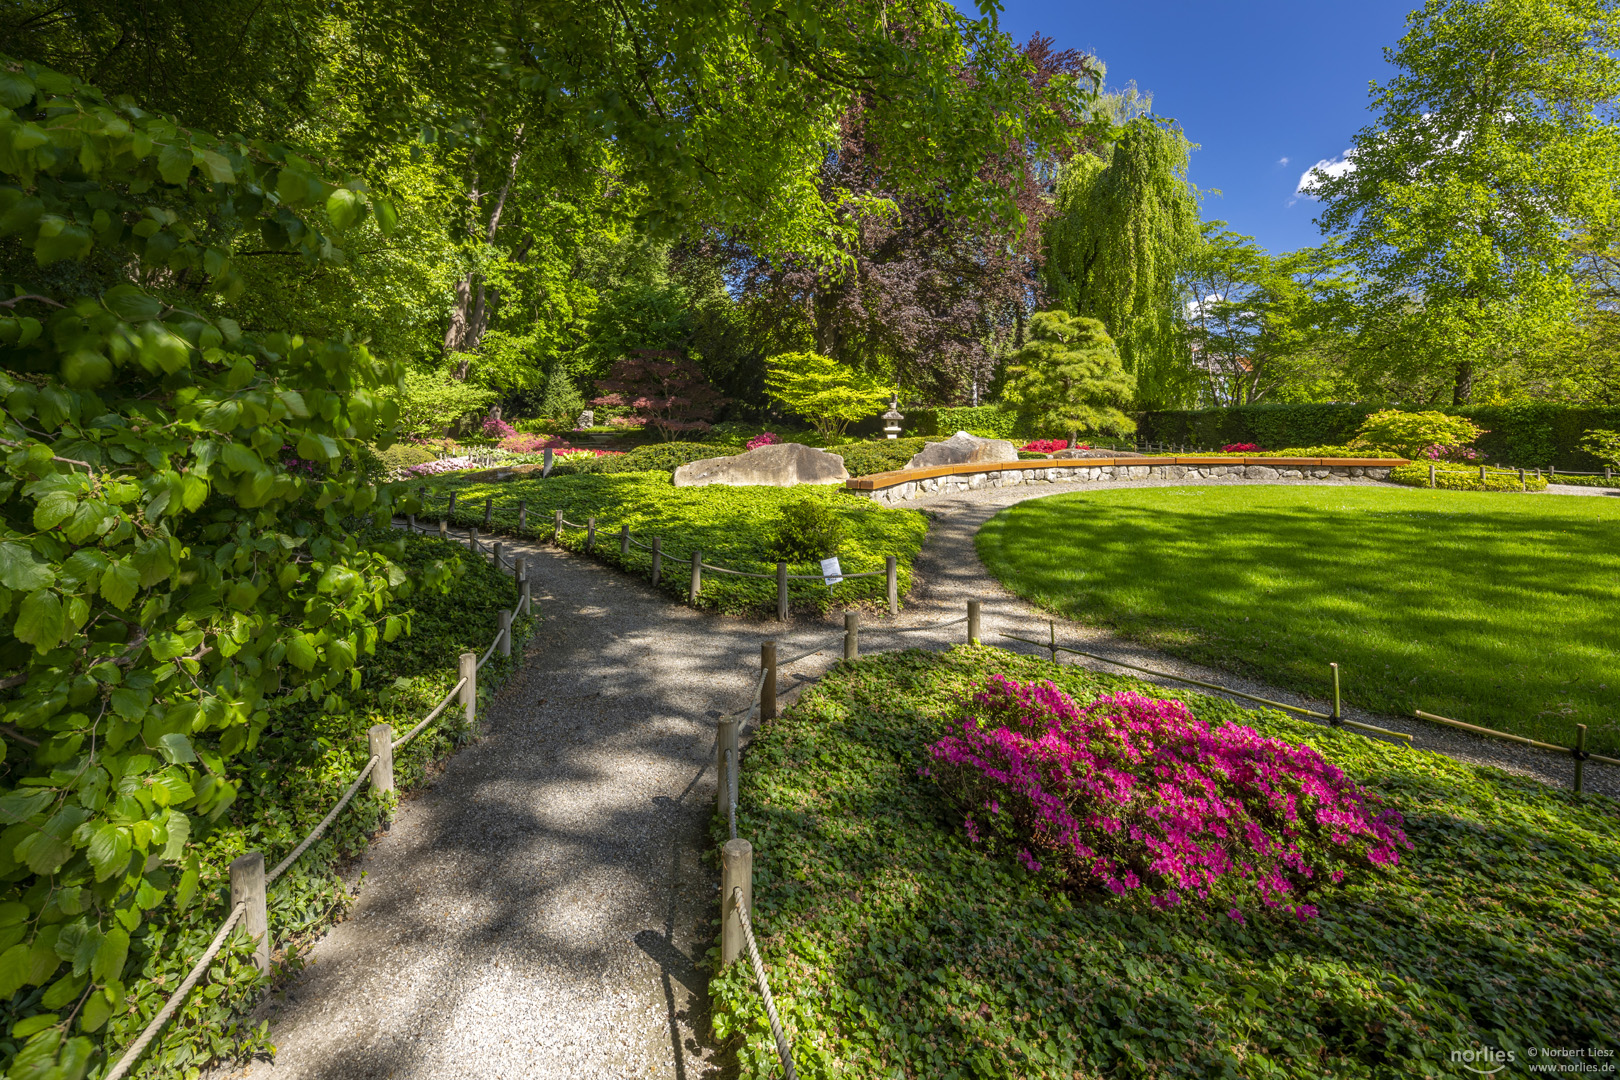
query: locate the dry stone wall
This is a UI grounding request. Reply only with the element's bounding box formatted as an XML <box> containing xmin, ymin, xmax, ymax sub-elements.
<box><xmin>853</xmin><ymin>462</ymin><xmax>1396</xmax><ymax>506</ymax></box>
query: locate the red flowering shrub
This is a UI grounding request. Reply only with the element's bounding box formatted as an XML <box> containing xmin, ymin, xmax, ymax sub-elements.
<box><xmin>1020</xmin><ymin>439</ymin><xmax>1069</xmax><ymax>453</ymax></box>
<box><xmin>747</xmin><ymin>431</ymin><xmax>783</xmax><ymax>450</ymax></box>
<box><xmin>1422</xmin><ymin>443</ymin><xmax>1480</xmax><ymax>462</ymax></box>
<box><xmin>924</xmin><ymin>677</ymin><xmax>1409</xmax><ymax>919</ymax></box>
<box><xmin>483</xmin><ymin>416</ymin><xmax>518</xmax><ymax>439</ymax></box>
<box><xmin>499</xmin><ymin>433</ymin><xmax>566</xmax><ymax>453</ymax></box>
<box><xmin>1223</xmin><ymin>443</ymin><xmax>1262</xmax><ymax>453</ymax></box>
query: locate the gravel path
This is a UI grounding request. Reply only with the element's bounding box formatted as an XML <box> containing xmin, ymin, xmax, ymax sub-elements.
<box><xmin>242</xmin><ymin>474</ymin><xmax>1615</xmax><ymax>1078</ymax></box>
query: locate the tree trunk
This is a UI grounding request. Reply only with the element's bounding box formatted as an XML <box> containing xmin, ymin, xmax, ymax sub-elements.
<box><xmin>1452</xmin><ymin>359</ymin><xmax>1474</xmax><ymax>405</ymax></box>
<box><xmin>445</xmin><ymin>131</ymin><xmax>525</xmax><ymax>378</ymax></box>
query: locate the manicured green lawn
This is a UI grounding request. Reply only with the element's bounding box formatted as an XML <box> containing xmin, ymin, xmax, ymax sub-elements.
<box><xmin>975</xmin><ymin>486</ymin><xmax>1620</xmax><ymax>753</ymax></box>
<box><xmin>421</xmin><ymin>472</ymin><xmax>929</xmax><ymax>615</ymax></box>
<box><xmin>712</xmin><ymin>648</ymin><xmax>1619</xmax><ymax>1079</ymax></box>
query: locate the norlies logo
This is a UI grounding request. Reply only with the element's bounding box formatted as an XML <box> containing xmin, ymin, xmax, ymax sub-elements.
<box><xmin>1453</xmin><ymin>1046</ymin><xmax>1517</xmax><ymax>1075</ymax></box>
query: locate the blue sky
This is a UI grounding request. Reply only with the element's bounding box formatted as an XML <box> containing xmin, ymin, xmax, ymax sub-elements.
<box><xmin>986</xmin><ymin>0</ymin><xmax>1423</xmax><ymax>255</ymax></box>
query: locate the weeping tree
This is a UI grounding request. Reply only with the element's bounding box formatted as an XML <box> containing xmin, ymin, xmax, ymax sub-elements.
<box><xmin>1042</xmin><ymin>117</ymin><xmax>1201</xmax><ymax>408</ymax></box>
<box><xmin>1001</xmin><ymin>311</ymin><xmax>1136</xmax><ymax>444</ymax></box>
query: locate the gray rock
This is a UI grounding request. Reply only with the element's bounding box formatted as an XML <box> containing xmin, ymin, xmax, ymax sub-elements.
<box><xmin>904</xmin><ymin>431</ymin><xmax>1019</xmax><ymax>469</ymax></box>
<box><xmin>671</xmin><ymin>442</ymin><xmax>850</xmax><ymax>488</ymax></box>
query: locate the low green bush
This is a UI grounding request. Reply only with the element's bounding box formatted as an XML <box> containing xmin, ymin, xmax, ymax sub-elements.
<box><xmin>421</xmin><ymin>474</ymin><xmax>929</xmax><ymax>615</ymax></box>
<box><xmin>1545</xmin><ymin>472</ymin><xmax>1618</xmax><ymax>487</ymax></box>
<box><xmin>906</xmin><ymin>405</ymin><xmax>1025</xmax><ymax>440</ymax></box>
<box><xmin>835</xmin><ymin>438</ymin><xmax>938</xmax><ymax>477</ymax></box>
<box><xmin>711</xmin><ymin>647</ymin><xmax>1619</xmax><ymax>1079</ymax></box>
<box><xmin>766</xmin><ymin>499</ymin><xmax>848</xmax><ymax>561</ymax></box>
<box><xmin>92</xmin><ymin>531</ymin><xmax>534</xmax><ymax>1076</ymax></box>
<box><xmin>549</xmin><ymin>441</ymin><xmax>732</xmax><ymax>475</ymax></box>
<box><xmin>1388</xmin><ymin>463</ymin><xmax>1548</xmax><ymax>491</ymax></box>
<box><xmin>377</xmin><ymin>443</ymin><xmax>440</xmax><ymax>473</ymax></box>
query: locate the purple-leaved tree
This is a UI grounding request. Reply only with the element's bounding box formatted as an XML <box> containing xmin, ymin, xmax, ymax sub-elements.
<box><xmin>591</xmin><ymin>349</ymin><xmax>727</xmax><ymax>439</ymax></box>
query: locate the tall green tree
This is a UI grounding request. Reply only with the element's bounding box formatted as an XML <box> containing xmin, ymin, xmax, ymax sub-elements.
<box><xmin>1000</xmin><ymin>311</ymin><xmax>1135</xmax><ymax>443</ymax></box>
<box><xmin>1311</xmin><ymin>0</ymin><xmax>1620</xmax><ymax>404</ymax></box>
<box><xmin>1042</xmin><ymin>117</ymin><xmax>1202</xmax><ymax>409</ymax></box>
<box><xmin>1179</xmin><ymin>225</ymin><xmax>1358</xmax><ymax>405</ymax></box>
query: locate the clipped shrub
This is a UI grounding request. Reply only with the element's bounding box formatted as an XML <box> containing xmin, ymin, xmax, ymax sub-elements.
<box><xmin>766</xmin><ymin>498</ymin><xmax>848</xmax><ymax>561</ymax></box>
<box><xmin>907</xmin><ymin>405</ymin><xmax>1026</xmax><ymax>440</ymax></box>
<box><xmin>834</xmin><ymin>437</ymin><xmax>947</xmax><ymax>477</ymax></box>
<box><xmin>379</xmin><ymin>442</ymin><xmax>439</xmax><ymax>473</ymax></box>
<box><xmin>925</xmin><ymin>678</ymin><xmax>1410</xmax><ymax>918</ymax></box>
<box><xmin>1388</xmin><ymin>463</ymin><xmax>1548</xmax><ymax>491</ymax></box>
<box><xmin>548</xmin><ymin>441</ymin><xmax>731</xmax><ymax>476</ymax></box>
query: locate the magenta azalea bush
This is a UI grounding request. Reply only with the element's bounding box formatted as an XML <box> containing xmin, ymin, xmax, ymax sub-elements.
<box><xmin>1020</xmin><ymin>439</ymin><xmax>1075</xmax><ymax>453</ymax></box>
<box><xmin>482</xmin><ymin>416</ymin><xmax>518</xmax><ymax>439</ymax></box>
<box><xmin>924</xmin><ymin>677</ymin><xmax>1410</xmax><ymax>919</ymax></box>
<box><xmin>1222</xmin><ymin>442</ymin><xmax>1262</xmax><ymax>453</ymax></box>
<box><xmin>1422</xmin><ymin>443</ymin><xmax>1481</xmax><ymax>462</ymax></box>
<box><xmin>500</xmin><ymin>433</ymin><xmax>566</xmax><ymax>453</ymax></box>
<box><xmin>747</xmin><ymin>431</ymin><xmax>783</xmax><ymax>450</ymax></box>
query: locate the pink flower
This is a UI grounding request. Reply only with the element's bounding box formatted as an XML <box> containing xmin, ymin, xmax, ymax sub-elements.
<box><xmin>1223</xmin><ymin>443</ymin><xmax>1261</xmax><ymax>453</ymax></box>
<box><xmin>747</xmin><ymin>432</ymin><xmax>783</xmax><ymax>450</ymax></box>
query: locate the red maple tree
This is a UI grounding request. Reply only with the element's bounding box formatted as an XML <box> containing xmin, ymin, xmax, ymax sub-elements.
<box><xmin>591</xmin><ymin>349</ymin><xmax>727</xmax><ymax>439</ymax></box>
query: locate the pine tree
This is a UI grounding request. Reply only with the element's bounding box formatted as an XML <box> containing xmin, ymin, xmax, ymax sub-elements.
<box><xmin>1001</xmin><ymin>311</ymin><xmax>1137</xmax><ymax>445</ymax></box>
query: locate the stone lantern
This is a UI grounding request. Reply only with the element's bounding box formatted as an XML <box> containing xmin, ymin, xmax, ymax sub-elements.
<box><xmin>881</xmin><ymin>396</ymin><xmax>905</xmax><ymax>440</ymax></box>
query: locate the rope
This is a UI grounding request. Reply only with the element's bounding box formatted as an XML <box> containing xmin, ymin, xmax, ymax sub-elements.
<box><xmin>267</xmin><ymin>756</ymin><xmax>379</xmax><ymax>884</ymax></box>
<box><xmin>476</xmin><ymin>632</ymin><xmax>500</xmax><ymax>670</ymax></box>
<box><xmin>722</xmin><ymin>669</ymin><xmax>771</xmax><ymax>723</ymax></box>
<box><xmin>700</xmin><ymin>563</ymin><xmax>775</xmax><ymax>579</ymax></box>
<box><xmin>779</xmin><ymin>641</ymin><xmax>837</xmax><ymax>667</ymax></box>
<box><xmin>732</xmin><ymin>887</ymin><xmax>798</xmax><ymax>1080</ymax></box>
<box><xmin>863</xmin><ymin>615</ymin><xmax>969</xmax><ymax>635</ymax></box>
<box><xmin>103</xmin><ymin>902</ymin><xmax>248</xmax><ymax>1080</ymax></box>
<box><xmin>393</xmin><ymin>677</ymin><xmax>468</xmax><ymax>750</ymax></box>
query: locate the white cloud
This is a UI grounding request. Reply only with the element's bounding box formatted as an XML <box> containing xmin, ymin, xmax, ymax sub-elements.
<box><xmin>1293</xmin><ymin>150</ymin><xmax>1355</xmax><ymax>201</ymax></box>
<box><xmin>1277</xmin><ymin>156</ymin><xmax>1290</xmax><ymax>166</ymax></box>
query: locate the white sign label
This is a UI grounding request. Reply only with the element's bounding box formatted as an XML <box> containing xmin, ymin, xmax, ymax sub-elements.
<box><xmin>820</xmin><ymin>557</ymin><xmax>843</xmax><ymax>588</ymax></box>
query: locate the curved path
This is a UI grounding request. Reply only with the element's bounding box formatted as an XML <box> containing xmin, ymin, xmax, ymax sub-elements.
<box><xmin>240</xmin><ymin>474</ymin><xmax>1616</xmax><ymax>1079</ymax></box>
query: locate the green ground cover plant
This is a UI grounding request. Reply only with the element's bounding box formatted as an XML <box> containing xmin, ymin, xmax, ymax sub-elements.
<box><xmin>1388</xmin><ymin>463</ymin><xmax>1550</xmax><ymax>491</ymax></box>
<box><xmin>1</xmin><ymin>530</ymin><xmax>534</xmax><ymax>1077</ymax></box>
<box><xmin>423</xmin><ymin>474</ymin><xmax>928</xmax><ymax>615</ymax></box>
<box><xmin>710</xmin><ymin>647</ymin><xmax>1619</xmax><ymax>1079</ymax></box>
<box><xmin>975</xmin><ymin>486</ymin><xmax>1620</xmax><ymax>753</ymax></box>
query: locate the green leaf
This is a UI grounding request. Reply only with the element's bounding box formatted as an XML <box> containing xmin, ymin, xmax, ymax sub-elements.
<box><xmin>156</xmin><ymin>733</ymin><xmax>196</xmax><ymax>764</ymax></box>
<box><xmin>296</xmin><ymin>432</ymin><xmax>339</xmax><ymax>462</ymax></box>
<box><xmin>14</xmin><ymin>829</ymin><xmax>72</xmax><ymax>875</ymax></box>
<box><xmin>102</xmin><ymin>283</ymin><xmax>162</xmax><ymax>321</ymax></box>
<box><xmin>175</xmin><ymin>855</ymin><xmax>200</xmax><ymax>910</ymax></box>
<box><xmin>0</xmin><ymin>789</ymin><xmax>53</xmax><ymax>824</ymax></box>
<box><xmin>91</xmin><ymin>928</ymin><xmax>128</xmax><ymax>983</ymax></box>
<box><xmin>286</xmin><ymin>634</ymin><xmax>317</xmax><ymax>671</ymax></box>
<box><xmin>0</xmin><ymin>541</ymin><xmax>54</xmax><ymax>590</ymax></box>
<box><xmin>0</xmin><ymin>901</ymin><xmax>28</xmax><ymax>927</ymax></box>
<box><xmin>79</xmin><ymin>990</ymin><xmax>112</xmax><ymax>1032</ymax></box>
<box><xmin>326</xmin><ymin>188</ymin><xmax>365</xmax><ymax>231</ymax></box>
<box><xmin>11</xmin><ymin>1012</ymin><xmax>58</xmax><ymax>1038</ymax></box>
<box><xmin>156</xmin><ymin>142</ymin><xmax>193</xmax><ymax>185</ymax></box>
<box><xmin>32</xmin><ymin>489</ymin><xmax>77</xmax><ymax>531</ymax></box>
<box><xmin>99</xmin><ymin>560</ymin><xmax>140</xmax><ymax>610</ymax></box>
<box><xmin>161</xmin><ymin>811</ymin><xmax>189</xmax><ymax>860</ymax></box>
<box><xmin>87</xmin><ymin>825</ymin><xmax>131</xmax><ymax>882</ymax></box>
<box><xmin>0</xmin><ymin>72</ymin><xmax>36</xmax><ymax>109</ymax></box>
<box><xmin>373</xmin><ymin>197</ymin><xmax>400</xmax><ymax>235</ymax></box>
<box><xmin>0</xmin><ymin>943</ymin><xmax>31</xmax><ymax>1000</ymax></box>
<box><xmin>14</xmin><ymin>588</ymin><xmax>64</xmax><ymax>651</ymax></box>
<box><xmin>198</xmin><ymin>149</ymin><xmax>234</xmax><ymax>184</ymax></box>
<box><xmin>40</xmin><ymin>970</ymin><xmax>85</xmax><ymax>1009</ymax></box>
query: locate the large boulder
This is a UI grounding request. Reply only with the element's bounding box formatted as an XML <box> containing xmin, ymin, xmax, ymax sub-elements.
<box><xmin>671</xmin><ymin>442</ymin><xmax>850</xmax><ymax>488</ymax></box>
<box><xmin>904</xmin><ymin>430</ymin><xmax>1019</xmax><ymax>470</ymax></box>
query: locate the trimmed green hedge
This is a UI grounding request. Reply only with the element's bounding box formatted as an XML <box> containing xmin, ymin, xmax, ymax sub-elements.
<box><xmin>421</xmin><ymin>474</ymin><xmax>930</xmax><ymax>615</ymax></box>
<box><xmin>711</xmin><ymin>647</ymin><xmax>1620</xmax><ymax>1079</ymax></box>
<box><xmin>551</xmin><ymin>439</ymin><xmax>951</xmax><ymax>479</ymax></box>
<box><xmin>112</xmin><ymin>532</ymin><xmax>534</xmax><ymax>1077</ymax></box>
<box><xmin>1545</xmin><ymin>472</ymin><xmax>1619</xmax><ymax>488</ymax></box>
<box><xmin>1140</xmin><ymin>402</ymin><xmax>1620</xmax><ymax>470</ymax></box>
<box><xmin>905</xmin><ymin>406</ymin><xmax>1023</xmax><ymax>441</ymax></box>
<box><xmin>1388</xmin><ymin>463</ymin><xmax>1550</xmax><ymax>491</ymax></box>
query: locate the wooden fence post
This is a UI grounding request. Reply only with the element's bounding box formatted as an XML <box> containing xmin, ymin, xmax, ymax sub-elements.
<box><xmin>514</xmin><ymin>555</ymin><xmax>525</xmax><ymax>588</ymax></box>
<box><xmin>886</xmin><ymin>556</ymin><xmax>898</xmax><ymax>615</ymax></box>
<box><xmin>716</xmin><ymin>716</ymin><xmax>739</xmax><ymax>817</ymax></box>
<box><xmin>1330</xmin><ymin>663</ymin><xmax>1341</xmax><ymax>727</ymax></box>
<box><xmin>229</xmin><ymin>852</ymin><xmax>270</xmax><ymax>975</ymax></box>
<box><xmin>1049</xmin><ymin>620</ymin><xmax>1057</xmax><ymax>663</ymax></box>
<box><xmin>967</xmin><ymin>600</ymin><xmax>981</xmax><ymax>645</ymax></box>
<box><xmin>586</xmin><ymin>516</ymin><xmax>596</xmax><ymax>552</ymax></box>
<box><xmin>1428</xmin><ymin>464</ymin><xmax>1436</xmax><ymax>488</ymax></box>
<box><xmin>446</xmin><ymin>492</ymin><xmax>457</xmax><ymax>520</ymax></box>
<box><xmin>407</xmin><ymin>512</ymin><xmax>416</xmax><ymax>532</ymax></box>
<box><xmin>368</xmin><ymin>724</ymin><xmax>394</xmax><ymax>795</ymax></box>
<box><xmin>844</xmin><ymin>611</ymin><xmax>859</xmax><ymax>660</ymax></box>
<box><xmin>553</xmin><ymin>509</ymin><xmax>563</xmax><ymax>543</ymax></box>
<box><xmin>761</xmin><ymin>641</ymin><xmax>777</xmax><ymax>721</ymax></box>
<box><xmin>459</xmin><ymin>651</ymin><xmax>477</xmax><ymax>725</ymax></box>
<box><xmin>652</xmin><ymin>538</ymin><xmax>662</xmax><ymax>585</ymax></box>
<box><xmin>518</xmin><ymin>499</ymin><xmax>528</xmax><ymax>532</ymax></box>
<box><xmin>483</xmin><ymin>497</ymin><xmax>494</xmax><ymax>527</ymax></box>
<box><xmin>493</xmin><ymin>541</ymin><xmax>503</xmax><ymax>570</ymax></box>
<box><xmin>690</xmin><ymin>549</ymin><xmax>702</xmax><ymax>603</ymax></box>
<box><xmin>520</xmin><ymin>579</ymin><xmax>532</xmax><ymax>618</ymax></box>
<box><xmin>498</xmin><ymin>610</ymin><xmax>513</xmax><ymax>658</ymax></box>
<box><xmin>1478</xmin><ymin>465</ymin><xmax>1487</xmax><ymax>483</ymax></box>
<box><xmin>1574</xmin><ymin>723</ymin><xmax>1588</xmax><ymax>793</ymax></box>
<box><xmin>542</xmin><ymin>448</ymin><xmax>554</xmax><ymax>477</ymax></box>
<box><xmin>620</xmin><ymin>524</ymin><xmax>630</xmax><ymax>559</ymax></box>
<box><xmin>469</xmin><ymin>526</ymin><xmax>479</xmax><ymax>553</ymax></box>
<box><xmin>438</xmin><ymin>519</ymin><xmax>448</xmax><ymax>541</ymax></box>
<box><xmin>721</xmin><ymin>838</ymin><xmax>753</xmax><ymax>967</ymax></box>
<box><xmin>776</xmin><ymin>562</ymin><xmax>788</xmax><ymax>621</ymax></box>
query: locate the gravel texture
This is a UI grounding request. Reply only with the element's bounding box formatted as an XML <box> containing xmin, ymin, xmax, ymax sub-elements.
<box><xmin>241</xmin><ymin>475</ymin><xmax>1615</xmax><ymax>1078</ymax></box>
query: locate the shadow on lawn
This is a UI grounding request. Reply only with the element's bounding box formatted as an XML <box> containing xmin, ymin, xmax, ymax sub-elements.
<box><xmin>978</xmin><ymin>490</ymin><xmax>1620</xmax><ymax>753</ymax></box>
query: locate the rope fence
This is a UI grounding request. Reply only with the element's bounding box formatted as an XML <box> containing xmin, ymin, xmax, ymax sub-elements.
<box><xmin>408</xmin><ymin>492</ymin><xmax>902</xmax><ymax>620</ymax></box>
<box><xmin>101</xmin><ymin>524</ymin><xmax>528</xmax><ymax>1080</ymax></box>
